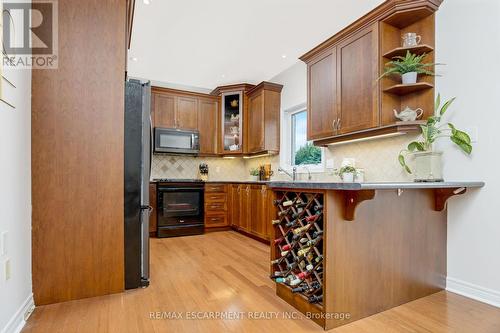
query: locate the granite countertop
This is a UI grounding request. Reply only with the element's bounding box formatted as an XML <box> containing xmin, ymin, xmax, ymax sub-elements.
<box><xmin>266</xmin><ymin>181</ymin><xmax>485</xmax><ymax>190</ymax></box>
<box><xmin>152</xmin><ymin>179</ymin><xmax>485</xmax><ymax>190</ymax></box>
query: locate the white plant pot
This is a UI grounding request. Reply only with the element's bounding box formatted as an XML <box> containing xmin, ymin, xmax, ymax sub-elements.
<box><xmin>402</xmin><ymin>72</ymin><xmax>418</xmax><ymax>84</ymax></box>
<box><xmin>413</xmin><ymin>151</ymin><xmax>444</xmax><ymax>182</ymax></box>
<box><xmin>341</xmin><ymin>172</ymin><xmax>355</xmax><ymax>183</ymax></box>
<box><xmin>250</xmin><ymin>175</ymin><xmax>259</xmax><ymax>181</ymax></box>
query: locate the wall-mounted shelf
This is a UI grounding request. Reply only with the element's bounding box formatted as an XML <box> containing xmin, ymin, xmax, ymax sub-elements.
<box><xmin>383</xmin><ymin>82</ymin><xmax>434</xmax><ymax>95</ymax></box>
<box><xmin>383</xmin><ymin>44</ymin><xmax>434</xmax><ymax>59</ymax></box>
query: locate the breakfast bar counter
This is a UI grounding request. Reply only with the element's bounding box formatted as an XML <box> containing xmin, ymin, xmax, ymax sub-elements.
<box><xmin>267</xmin><ymin>181</ymin><xmax>484</xmax><ymax>329</ymax></box>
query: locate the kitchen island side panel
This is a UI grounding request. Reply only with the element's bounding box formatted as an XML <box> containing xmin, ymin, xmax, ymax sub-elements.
<box><xmin>325</xmin><ymin>189</ymin><xmax>447</xmax><ymax>329</ymax></box>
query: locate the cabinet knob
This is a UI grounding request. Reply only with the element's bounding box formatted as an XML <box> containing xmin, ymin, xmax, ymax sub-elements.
<box><xmin>337</xmin><ymin>118</ymin><xmax>341</xmax><ymax>130</ymax></box>
<box><xmin>332</xmin><ymin>119</ymin><xmax>337</xmax><ymax>130</ymax></box>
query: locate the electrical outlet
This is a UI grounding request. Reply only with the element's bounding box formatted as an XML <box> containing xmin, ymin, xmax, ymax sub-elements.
<box><xmin>1</xmin><ymin>231</ymin><xmax>7</xmax><ymax>256</ymax></box>
<box><xmin>4</xmin><ymin>259</ymin><xmax>11</xmax><ymax>281</ymax></box>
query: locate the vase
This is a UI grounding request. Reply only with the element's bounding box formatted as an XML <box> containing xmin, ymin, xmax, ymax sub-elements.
<box><xmin>341</xmin><ymin>172</ymin><xmax>355</xmax><ymax>182</ymax></box>
<box><xmin>413</xmin><ymin>151</ymin><xmax>444</xmax><ymax>182</ymax></box>
<box><xmin>402</xmin><ymin>72</ymin><xmax>417</xmax><ymax>84</ymax></box>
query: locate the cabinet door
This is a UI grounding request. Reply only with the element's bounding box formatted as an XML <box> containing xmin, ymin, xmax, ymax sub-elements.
<box><xmin>230</xmin><ymin>185</ymin><xmax>241</xmax><ymax>228</ymax></box>
<box><xmin>249</xmin><ymin>185</ymin><xmax>266</xmax><ymax>238</ymax></box>
<box><xmin>247</xmin><ymin>91</ymin><xmax>264</xmax><ymax>153</ymax></box>
<box><xmin>198</xmin><ymin>98</ymin><xmax>218</xmax><ymax>155</ymax></box>
<box><xmin>239</xmin><ymin>185</ymin><xmax>250</xmax><ymax>232</ymax></box>
<box><xmin>337</xmin><ymin>23</ymin><xmax>379</xmax><ymax>134</ymax></box>
<box><xmin>307</xmin><ymin>48</ymin><xmax>338</xmax><ymax>141</ymax></box>
<box><xmin>176</xmin><ymin>96</ymin><xmax>198</xmax><ymax>130</ymax></box>
<box><xmin>153</xmin><ymin>93</ymin><xmax>176</xmax><ymax>128</ymax></box>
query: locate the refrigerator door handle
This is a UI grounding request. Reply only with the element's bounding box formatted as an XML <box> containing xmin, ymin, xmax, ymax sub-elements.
<box><xmin>149</xmin><ymin>114</ymin><xmax>153</xmax><ymax>177</ymax></box>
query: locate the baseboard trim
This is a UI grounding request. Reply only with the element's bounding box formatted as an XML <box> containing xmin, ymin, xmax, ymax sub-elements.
<box><xmin>447</xmin><ymin>277</ymin><xmax>500</xmax><ymax>308</ymax></box>
<box><xmin>2</xmin><ymin>293</ymin><xmax>34</xmax><ymax>333</ymax></box>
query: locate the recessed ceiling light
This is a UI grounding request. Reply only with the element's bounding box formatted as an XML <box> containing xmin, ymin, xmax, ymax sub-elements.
<box><xmin>281</xmin><ymin>54</ymin><xmax>287</xmax><ymax>59</ymax></box>
<box><xmin>143</xmin><ymin>0</ymin><xmax>150</xmax><ymax>4</ymax></box>
<box><xmin>130</xmin><ymin>57</ymin><xmax>138</xmax><ymax>62</ymax></box>
<box><xmin>221</xmin><ymin>74</ymin><xmax>226</xmax><ymax>78</ymax></box>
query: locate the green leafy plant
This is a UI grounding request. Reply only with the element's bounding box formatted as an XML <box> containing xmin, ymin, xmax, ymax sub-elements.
<box><xmin>249</xmin><ymin>168</ymin><xmax>260</xmax><ymax>176</ymax></box>
<box><xmin>380</xmin><ymin>51</ymin><xmax>438</xmax><ymax>79</ymax></box>
<box><xmin>294</xmin><ymin>143</ymin><xmax>321</xmax><ymax>165</ymax></box>
<box><xmin>398</xmin><ymin>94</ymin><xmax>472</xmax><ymax>174</ymax></box>
<box><xmin>334</xmin><ymin>165</ymin><xmax>357</xmax><ymax>177</ymax></box>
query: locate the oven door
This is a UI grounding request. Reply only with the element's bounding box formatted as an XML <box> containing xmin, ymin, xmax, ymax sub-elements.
<box><xmin>154</xmin><ymin>128</ymin><xmax>200</xmax><ymax>154</ymax></box>
<box><xmin>157</xmin><ymin>187</ymin><xmax>204</xmax><ymax>226</ymax></box>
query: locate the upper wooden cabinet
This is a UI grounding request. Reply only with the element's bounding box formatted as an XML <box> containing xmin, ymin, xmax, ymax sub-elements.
<box><xmin>151</xmin><ymin>87</ymin><xmax>199</xmax><ymax>130</ymax></box>
<box><xmin>198</xmin><ymin>97</ymin><xmax>218</xmax><ymax>155</ymax></box>
<box><xmin>337</xmin><ymin>23</ymin><xmax>379</xmax><ymax>134</ymax></box>
<box><xmin>246</xmin><ymin>82</ymin><xmax>283</xmax><ymax>155</ymax></box>
<box><xmin>307</xmin><ymin>48</ymin><xmax>338</xmax><ymax>141</ymax></box>
<box><xmin>301</xmin><ymin>0</ymin><xmax>442</xmax><ymax>145</ymax></box>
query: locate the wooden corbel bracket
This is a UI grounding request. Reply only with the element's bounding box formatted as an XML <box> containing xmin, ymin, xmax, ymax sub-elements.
<box><xmin>342</xmin><ymin>190</ymin><xmax>376</xmax><ymax>221</ymax></box>
<box><xmin>434</xmin><ymin>187</ymin><xmax>467</xmax><ymax>211</ymax></box>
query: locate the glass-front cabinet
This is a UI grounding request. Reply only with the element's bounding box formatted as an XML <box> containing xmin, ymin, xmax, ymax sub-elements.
<box><xmin>221</xmin><ymin>91</ymin><xmax>243</xmax><ymax>154</ymax></box>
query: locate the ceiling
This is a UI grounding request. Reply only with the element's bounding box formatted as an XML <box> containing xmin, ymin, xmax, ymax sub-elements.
<box><xmin>128</xmin><ymin>0</ymin><xmax>384</xmax><ymax>91</ymax></box>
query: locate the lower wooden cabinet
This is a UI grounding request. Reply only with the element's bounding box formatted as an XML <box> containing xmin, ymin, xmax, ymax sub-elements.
<box><xmin>205</xmin><ymin>183</ymin><xmax>229</xmax><ymax>229</ymax></box>
<box><xmin>228</xmin><ymin>183</ymin><xmax>272</xmax><ymax>242</ymax></box>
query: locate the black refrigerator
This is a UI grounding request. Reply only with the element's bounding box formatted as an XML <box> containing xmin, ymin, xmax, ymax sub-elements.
<box><xmin>124</xmin><ymin>78</ymin><xmax>151</xmax><ymax>289</ymax></box>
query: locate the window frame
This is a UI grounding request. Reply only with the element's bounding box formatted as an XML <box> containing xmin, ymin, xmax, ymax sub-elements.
<box><xmin>280</xmin><ymin>103</ymin><xmax>325</xmax><ymax>174</ymax></box>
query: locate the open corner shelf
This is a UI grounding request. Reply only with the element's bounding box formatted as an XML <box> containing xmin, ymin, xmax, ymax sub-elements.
<box><xmin>383</xmin><ymin>82</ymin><xmax>433</xmax><ymax>95</ymax></box>
<box><xmin>383</xmin><ymin>44</ymin><xmax>434</xmax><ymax>59</ymax></box>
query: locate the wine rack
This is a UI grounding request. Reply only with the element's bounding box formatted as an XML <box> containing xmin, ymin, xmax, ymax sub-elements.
<box><xmin>270</xmin><ymin>191</ymin><xmax>324</xmax><ymax>308</ymax></box>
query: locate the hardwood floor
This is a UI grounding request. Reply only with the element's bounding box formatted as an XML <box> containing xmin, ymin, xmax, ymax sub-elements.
<box><xmin>24</xmin><ymin>231</ymin><xmax>500</xmax><ymax>332</ymax></box>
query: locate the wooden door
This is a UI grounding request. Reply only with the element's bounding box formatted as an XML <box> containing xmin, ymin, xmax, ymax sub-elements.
<box><xmin>239</xmin><ymin>184</ymin><xmax>250</xmax><ymax>232</ymax></box>
<box><xmin>337</xmin><ymin>23</ymin><xmax>379</xmax><ymax>134</ymax></box>
<box><xmin>230</xmin><ymin>184</ymin><xmax>241</xmax><ymax>228</ymax></box>
<box><xmin>153</xmin><ymin>92</ymin><xmax>176</xmax><ymax>128</ymax></box>
<box><xmin>249</xmin><ymin>185</ymin><xmax>268</xmax><ymax>239</ymax></box>
<box><xmin>176</xmin><ymin>96</ymin><xmax>198</xmax><ymax>130</ymax></box>
<box><xmin>307</xmin><ymin>47</ymin><xmax>338</xmax><ymax>141</ymax></box>
<box><xmin>198</xmin><ymin>98</ymin><xmax>218</xmax><ymax>155</ymax></box>
<box><xmin>247</xmin><ymin>91</ymin><xmax>264</xmax><ymax>153</ymax></box>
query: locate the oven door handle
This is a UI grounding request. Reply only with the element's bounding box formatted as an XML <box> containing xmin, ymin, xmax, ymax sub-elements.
<box><xmin>158</xmin><ymin>187</ymin><xmax>204</xmax><ymax>192</ymax></box>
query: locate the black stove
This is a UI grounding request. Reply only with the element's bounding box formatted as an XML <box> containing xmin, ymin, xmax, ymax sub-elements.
<box><xmin>155</xmin><ymin>180</ymin><xmax>205</xmax><ymax>238</ymax></box>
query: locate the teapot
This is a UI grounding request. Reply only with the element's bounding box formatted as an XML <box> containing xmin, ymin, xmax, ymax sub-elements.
<box><xmin>394</xmin><ymin>106</ymin><xmax>423</xmax><ymax>122</ymax></box>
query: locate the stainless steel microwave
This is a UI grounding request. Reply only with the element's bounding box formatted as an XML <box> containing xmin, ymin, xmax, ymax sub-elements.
<box><xmin>154</xmin><ymin>128</ymin><xmax>200</xmax><ymax>155</ymax></box>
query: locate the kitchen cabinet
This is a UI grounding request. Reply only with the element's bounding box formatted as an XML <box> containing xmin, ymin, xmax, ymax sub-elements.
<box><xmin>151</xmin><ymin>87</ymin><xmax>199</xmax><ymax>130</ymax></box>
<box><xmin>336</xmin><ymin>23</ymin><xmax>379</xmax><ymax>134</ymax></box>
<box><xmin>149</xmin><ymin>183</ymin><xmax>157</xmax><ymax>235</ymax></box>
<box><xmin>228</xmin><ymin>183</ymin><xmax>271</xmax><ymax>242</ymax></box>
<box><xmin>205</xmin><ymin>183</ymin><xmax>229</xmax><ymax>228</ymax></box>
<box><xmin>198</xmin><ymin>97</ymin><xmax>218</xmax><ymax>155</ymax></box>
<box><xmin>307</xmin><ymin>47</ymin><xmax>338</xmax><ymax>141</ymax></box>
<box><xmin>246</xmin><ymin>82</ymin><xmax>283</xmax><ymax>155</ymax></box>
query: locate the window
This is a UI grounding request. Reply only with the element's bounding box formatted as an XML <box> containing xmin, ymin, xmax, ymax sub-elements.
<box><xmin>282</xmin><ymin>105</ymin><xmax>324</xmax><ymax>172</ymax></box>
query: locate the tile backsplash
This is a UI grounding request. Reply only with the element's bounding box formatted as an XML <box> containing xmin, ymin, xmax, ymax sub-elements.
<box><xmin>152</xmin><ymin>134</ymin><xmax>417</xmax><ymax>182</ymax></box>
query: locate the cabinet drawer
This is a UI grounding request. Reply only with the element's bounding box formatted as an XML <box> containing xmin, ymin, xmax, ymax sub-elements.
<box><xmin>205</xmin><ymin>184</ymin><xmax>227</xmax><ymax>193</ymax></box>
<box><xmin>205</xmin><ymin>214</ymin><xmax>228</xmax><ymax>227</ymax></box>
<box><xmin>205</xmin><ymin>201</ymin><xmax>227</xmax><ymax>212</ymax></box>
<box><xmin>205</xmin><ymin>193</ymin><xmax>227</xmax><ymax>203</ymax></box>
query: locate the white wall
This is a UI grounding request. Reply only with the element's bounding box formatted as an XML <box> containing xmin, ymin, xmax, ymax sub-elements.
<box><xmin>436</xmin><ymin>0</ymin><xmax>500</xmax><ymax>306</ymax></box>
<box><xmin>0</xmin><ymin>66</ymin><xmax>33</xmax><ymax>331</ymax></box>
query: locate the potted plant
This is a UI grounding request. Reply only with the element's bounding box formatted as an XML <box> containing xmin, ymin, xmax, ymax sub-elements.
<box><xmin>335</xmin><ymin>166</ymin><xmax>357</xmax><ymax>182</ymax></box>
<box><xmin>380</xmin><ymin>51</ymin><xmax>438</xmax><ymax>84</ymax></box>
<box><xmin>398</xmin><ymin>94</ymin><xmax>472</xmax><ymax>182</ymax></box>
<box><xmin>249</xmin><ymin>168</ymin><xmax>260</xmax><ymax>181</ymax></box>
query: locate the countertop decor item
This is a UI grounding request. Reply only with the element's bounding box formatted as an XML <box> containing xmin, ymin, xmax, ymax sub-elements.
<box><xmin>249</xmin><ymin>167</ymin><xmax>260</xmax><ymax>181</ymax></box>
<box><xmin>402</xmin><ymin>32</ymin><xmax>421</xmax><ymax>48</ymax></box>
<box><xmin>335</xmin><ymin>165</ymin><xmax>357</xmax><ymax>182</ymax></box>
<box><xmin>394</xmin><ymin>106</ymin><xmax>423</xmax><ymax>121</ymax></box>
<box><xmin>380</xmin><ymin>51</ymin><xmax>438</xmax><ymax>84</ymax></box>
<box><xmin>398</xmin><ymin>94</ymin><xmax>472</xmax><ymax>182</ymax></box>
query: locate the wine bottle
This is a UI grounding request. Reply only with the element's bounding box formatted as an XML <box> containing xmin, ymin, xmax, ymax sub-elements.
<box><xmin>312</xmin><ymin>230</ymin><xmax>323</xmax><ymax>238</ymax></box>
<box><xmin>273</xmin><ymin>237</ymin><xmax>284</xmax><ymax>245</ymax></box>
<box><xmin>297</xmin><ymin>246</ymin><xmax>311</xmax><ymax>257</ymax></box>
<box><xmin>280</xmin><ymin>250</ymin><xmax>289</xmax><ymax>257</ymax></box>
<box><xmin>282</xmin><ymin>200</ymin><xmax>294</xmax><ymax>207</ymax></box>
<box><xmin>308</xmin><ymin>294</ymin><xmax>323</xmax><ymax>304</ymax></box>
<box><xmin>305</xmin><ymin>214</ymin><xmax>320</xmax><ymax>223</ymax></box>
<box><xmin>297</xmin><ymin>271</ymin><xmax>309</xmax><ymax>279</ymax></box>
<box><xmin>295</xmin><ymin>201</ymin><xmax>307</xmax><ymax>208</ymax></box>
<box><xmin>314</xmin><ymin>204</ymin><xmax>323</xmax><ymax>211</ymax></box>
<box><xmin>273</xmin><ymin>198</ymin><xmax>283</xmax><ymax>206</ymax></box>
<box><xmin>285</xmin><ymin>219</ymin><xmax>299</xmax><ymax>228</ymax></box>
<box><xmin>289</xmin><ymin>277</ymin><xmax>302</xmax><ymax>286</ymax></box>
<box><xmin>271</xmin><ymin>258</ymin><xmax>281</xmax><ymax>265</ymax></box>
<box><xmin>271</xmin><ymin>219</ymin><xmax>281</xmax><ymax>225</ymax></box>
<box><xmin>292</xmin><ymin>225</ymin><xmax>311</xmax><ymax>235</ymax></box>
<box><xmin>291</xmin><ymin>281</ymin><xmax>321</xmax><ymax>293</ymax></box>
<box><xmin>314</xmin><ymin>254</ymin><xmax>323</xmax><ymax>263</ymax></box>
<box><xmin>306</xmin><ymin>237</ymin><xmax>321</xmax><ymax>247</ymax></box>
<box><xmin>269</xmin><ymin>271</ymin><xmax>285</xmax><ymax>279</ymax></box>
<box><xmin>299</xmin><ymin>237</ymin><xmax>309</xmax><ymax>244</ymax></box>
<box><xmin>282</xmin><ymin>244</ymin><xmax>293</xmax><ymax>251</ymax></box>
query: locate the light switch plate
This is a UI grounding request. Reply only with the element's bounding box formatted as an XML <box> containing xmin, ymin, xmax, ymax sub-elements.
<box><xmin>326</xmin><ymin>159</ymin><xmax>335</xmax><ymax>169</ymax></box>
<box><xmin>0</xmin><ymin>231</ymin><xmax>7</xmax><ymax>256</ymax></box>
